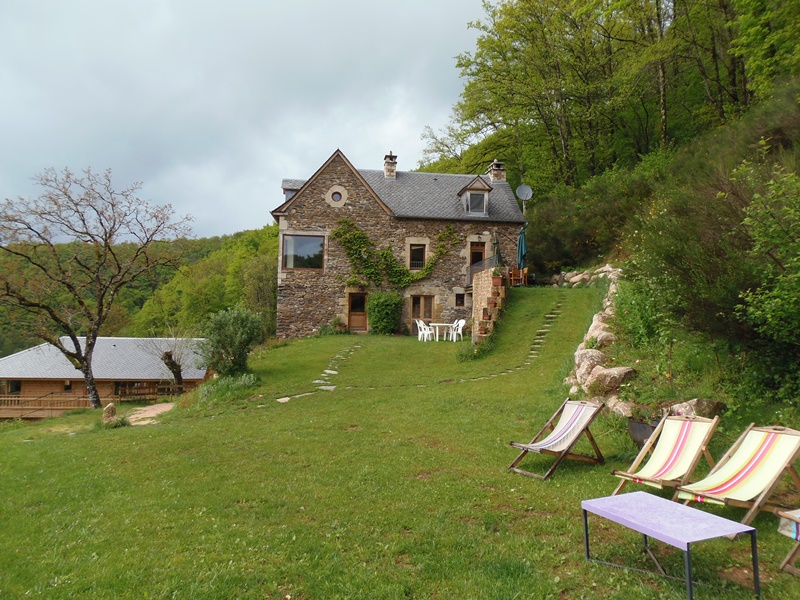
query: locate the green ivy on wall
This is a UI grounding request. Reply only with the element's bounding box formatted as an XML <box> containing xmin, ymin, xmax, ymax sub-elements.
<box><xmin>331</xmin><ymin>219</ymin><xmax>459</xmax><ymax>290</ymax></box>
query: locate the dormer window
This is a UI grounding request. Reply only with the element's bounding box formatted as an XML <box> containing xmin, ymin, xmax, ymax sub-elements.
<box><xmin>458</xmin><ymin>175</ymin><xmax>493</xmax><ymax>216</ymax></box>
<box><xmin>468</xmin><ymin>192</ymin><xmax>487</xmax><ymax>214</ymax></box>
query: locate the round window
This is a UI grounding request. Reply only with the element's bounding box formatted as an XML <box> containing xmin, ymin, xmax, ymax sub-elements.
<box><xmin>325</xmin><ymin>185</ymin><xmax>348</xmax><ymax>207</ymax></box>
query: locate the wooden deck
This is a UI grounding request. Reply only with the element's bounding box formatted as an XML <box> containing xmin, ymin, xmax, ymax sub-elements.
<box><xmin>1</xmin><ymin>382</ymin><xmax>192</xmax><ymax>420</ymax></box>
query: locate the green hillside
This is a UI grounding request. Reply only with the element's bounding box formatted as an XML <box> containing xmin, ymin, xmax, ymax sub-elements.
<box><xmin>3</xmin><ymin>287</ymin><xmax>799</xmax><ymax>598</ymax></box>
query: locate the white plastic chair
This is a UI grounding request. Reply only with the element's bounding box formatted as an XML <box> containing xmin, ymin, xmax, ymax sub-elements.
<box><xmin>451</xmin><ymin>319</ymin><xmax>466</xmax><ymax>342</ymax></box>
<box><xmin>416</xmin><ymin>320</ymin><xmax>432</xmax><ymax>342</ymax></box>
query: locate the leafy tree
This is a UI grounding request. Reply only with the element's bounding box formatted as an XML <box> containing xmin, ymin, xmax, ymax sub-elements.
<box><xmin>199</xmin><ymin>306</ymin><xmax>263</xmax><ymax>377</ymax></box>
<box><xmin>0</xmin><ymin>167</ymin><xmax>192</xmax><ymax>408</ymax></box>
<box><xmin>732</xmin><ymin>0</ymin><xmax>800</xmax><ymax>100</ymax></box>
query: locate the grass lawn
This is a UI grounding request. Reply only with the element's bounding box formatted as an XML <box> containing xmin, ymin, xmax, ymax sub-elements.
<box><xmin>2</xmin><ymin>287</ymin><xmax>799</xmax><ymax>598</ymax></box>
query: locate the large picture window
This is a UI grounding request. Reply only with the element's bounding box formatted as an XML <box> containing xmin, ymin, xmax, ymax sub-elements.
<box><xmin>283</xmin><ymin>235</ymin><xmax>324</xmax><ymax>269</ymax></box>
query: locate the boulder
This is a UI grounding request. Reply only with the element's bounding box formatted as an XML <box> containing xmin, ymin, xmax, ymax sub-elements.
<box><xmin>569</xmin><ymin>272</ymin><xmax>592</xmax><ymax>286</ymax></box>
<box><xmin>668</xmin><ymin>398</ymin><xmax>726</xmax><ymax>418</ymax></box>
<box><xmin>586</xmin><ymin>313</ymin><xmax>611</xmax><ymax>339</ymax></box>
<box><xmin>102</xmin><ymin>402</ymin><xmax>117</xmax><ymax>424</ymax></box>
<box><xmin>575</xmin><ymin>349</ymin><xmax>607</xmax><ymax>383</ymax></box>
<box><xmin>605</xmin><ymin>394</ymin><xmax>632</xmax><ymax>418</ymax></box>
<box><xmin>583</xmin><ymin>366</ymin><xmax>635</xmax><ymax>395</ymax></box>
<box><xmin>595</xmin><ymin>331</ymin><xmax>618</xmax><ymax>348</ymax></box>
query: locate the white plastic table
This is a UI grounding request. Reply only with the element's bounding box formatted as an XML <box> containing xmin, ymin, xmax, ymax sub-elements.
<box><xmin>429</xmin><ymin>323</ymin><xmax>453</xmax><ymax>342</ymax></box>
<box><xmin>582</xmin><ymin>491</ymin><xmax>759</xmax><ymax>599</ymax></box>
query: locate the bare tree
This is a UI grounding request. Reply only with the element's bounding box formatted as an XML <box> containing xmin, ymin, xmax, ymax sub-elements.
<box><xmin>0</xmin><ymin>167</ymin><xmax>193</xmax><ymax>408</ymax></box>
<box><xmin>140</xmin><ymin>329</ymin><xmax>201</xmax><ymax>395</ymax></box>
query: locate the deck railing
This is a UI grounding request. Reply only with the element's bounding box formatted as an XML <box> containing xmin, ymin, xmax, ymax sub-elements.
<box><xmin>0</xmin><ymin>393</ymin><xmax>91</xmax><ymax>419</ymax></box>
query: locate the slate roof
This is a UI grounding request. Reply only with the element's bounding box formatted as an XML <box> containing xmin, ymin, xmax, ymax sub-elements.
<box><xmin>0</xmin><ymin>337</ymin><xmax>208</xmax><ymax>381</ymax></box>
<box><xmin>281</xmin><ymin>169</ymin><xmax>525</xmax><ymax>224</ymax></box>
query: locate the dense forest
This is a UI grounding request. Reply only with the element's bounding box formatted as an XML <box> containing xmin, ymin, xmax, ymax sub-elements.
<box><xmin>2</xmin><ymin>1</ymin><xmax>798</xmax><ymax>407</ymax></box>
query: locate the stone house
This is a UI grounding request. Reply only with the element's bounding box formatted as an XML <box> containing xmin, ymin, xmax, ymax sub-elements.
<box><xmin>271</xmin><ymin>149</ymin><xmax>525</xmax><ymax>338</ymax></box>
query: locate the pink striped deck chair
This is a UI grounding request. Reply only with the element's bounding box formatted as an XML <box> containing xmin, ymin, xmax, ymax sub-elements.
<box><xmin>676</xmin><ymin>424</ymin><xmax>800</xmax><ymax>525</ymax></box>
<box><xmin>612</xmin><ymin>414</ymin><xmax>719</xmax><ymax>499</ymax></box>
<box><xmin>509</xmin><ymin>399</ymin><xmax>604</xmax><ymax>480</ymax></box>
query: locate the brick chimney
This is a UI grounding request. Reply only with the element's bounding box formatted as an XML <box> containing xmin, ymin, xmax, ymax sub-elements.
<box><xmin>384</xmin><ymin>151</ymin><xmax>397</xmax><ymax>179</ymax></box>
<box><xmin>487</xmin><ymin>159</ymin><xmax>506</xmax><ymax>182</ymax></box>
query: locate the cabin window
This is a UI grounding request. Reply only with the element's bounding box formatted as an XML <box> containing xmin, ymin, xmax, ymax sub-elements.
<box><xmin>282</xmin><ymin>235</ymin><xmax>324</xmax><ymax>269</ymax></box>
<box><xmin>8</xmin><ymin>380</ymin><xmax>22</xmax><ymax>395</ymax></box>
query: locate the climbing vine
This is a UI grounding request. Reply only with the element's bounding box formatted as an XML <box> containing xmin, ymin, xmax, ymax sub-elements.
<box><xmin>331</xmin><ymin>219</ymin><xmax>459</xmax><ymax>290</ymax></box>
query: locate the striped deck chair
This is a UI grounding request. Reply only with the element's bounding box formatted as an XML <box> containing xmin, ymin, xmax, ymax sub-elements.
<box><xmin>777</xmin><ymin>508</ymin><xmax>800</xmax><ymax>575</ymax></box>
<box><xmin>612</xmin><ymin>414</ymin><xmax>719</xmax><ymax>499</ymax></box>
<box><xmin>508</xmin><ymin>399</ymin><xmax>604</xmax><ymax>480</ymax></box>
<box><xmin>676</xmin><ymin>424</ymin><xmax>800</xmax><ymax>525</ymax></box>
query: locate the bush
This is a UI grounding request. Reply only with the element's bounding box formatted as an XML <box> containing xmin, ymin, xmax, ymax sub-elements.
<box><xmin>199</xmin><ymin>306</ymin><xmax>264</xmax><ymax>377</ymax></box>
<box><xmin>366</xmin><ymin>292</ymin><xmax>404</xmax><ymax>335</ymax></box>
<box><xmin>193</xmin><ymin>373</ymin><xmax>260</xmax><ymax>409</ymax></box>
<box><xmin>613</xmin><ymin>279</ymin><xmax>673</xmax><ymax>349</ymax></box>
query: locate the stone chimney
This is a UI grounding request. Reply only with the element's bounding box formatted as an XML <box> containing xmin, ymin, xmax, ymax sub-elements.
<box><xmin>487</xmin><ymin>159</ymin><xmax>506</xmax><ymax>182</ymax></box>
<box><xmin>384</xmin><ymin>151</ymin><xmax>397</xmax><ymax>179</ymax></box>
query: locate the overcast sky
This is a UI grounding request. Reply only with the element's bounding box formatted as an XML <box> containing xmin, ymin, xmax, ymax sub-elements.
<box><xmin>0</xmin><ymin>1</ymin><xmax>487</xmax><ymax>237</ymax></box>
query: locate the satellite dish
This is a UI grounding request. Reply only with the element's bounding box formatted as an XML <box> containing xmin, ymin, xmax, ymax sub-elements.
<box><xmin>516</xmin><ymin>184</ymin><xmax>533</xmax><ymax>200</ymax></box>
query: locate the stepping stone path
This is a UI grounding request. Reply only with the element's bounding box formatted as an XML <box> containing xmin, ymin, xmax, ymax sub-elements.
<box><xmin>523</xmin><ymin>292</ymin><xmax>565</xmax><ymax>367</ymax></box>
<box><xmin>275</xmin><ymin>343</ymin><xmax>362</xmax><ymax>403</ymax></box>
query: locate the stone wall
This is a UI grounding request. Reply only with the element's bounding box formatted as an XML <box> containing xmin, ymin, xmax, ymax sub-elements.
<box><xmin>275</xmin><ymin>154</ymin><xmax>520</xmax><ymax>338</ymax></box>
<box><xmin>562</xmin><ymin>265</ymin><xmax>724</xmax><ymax>420</ymax></box>
<box><xmin>471</xmin><ymin>269</ymin><xmax>506</xmax><ymax>343</ymax></box>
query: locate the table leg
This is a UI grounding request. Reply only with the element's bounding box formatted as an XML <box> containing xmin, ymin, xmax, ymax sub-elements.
<box><xmin>684</xmin><ymin>545</ymin><xmax>693</xmax><ymax>600</ymax></box>
<box><xmin>583</xmin><ymin>509</ymin><xmax>590</xmax><ymax>560</ymax></box>
<box><xmin>643</xmin><ymin>535</ymin><xmax>666</xmax><ymax>576</ymax></box>
<box><xmin>751</xmin><ymin>530</ymin><xmax>760</xmax><ymax>599</ymax></box>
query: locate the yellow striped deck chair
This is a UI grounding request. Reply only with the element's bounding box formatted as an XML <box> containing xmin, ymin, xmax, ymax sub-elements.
<box><xmin>509</xmin><ymin>399</ymin><xmax>604</xmax><ymax>480</ymax></box>
<box><xmin>676</xmin><ymin>424</ymin><xmax>800</xmax><ymax>525</ymax></box>
<box><xmin>612</xmin><ymin>414</ymin><xmax>719</xmax><ymax>499</ymax></box>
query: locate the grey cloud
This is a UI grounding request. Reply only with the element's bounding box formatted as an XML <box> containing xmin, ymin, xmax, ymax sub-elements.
<box><xmin>1</xmin><ymin>0</ymin><xmax>484</xmax><ymax>236</ymax></box>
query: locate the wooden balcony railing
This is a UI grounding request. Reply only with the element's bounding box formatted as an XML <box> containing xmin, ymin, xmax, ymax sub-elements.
<box><xmin>0</xmin><ymin>393</ymin><xmax>91</xmax><ymax>419</ymax></box>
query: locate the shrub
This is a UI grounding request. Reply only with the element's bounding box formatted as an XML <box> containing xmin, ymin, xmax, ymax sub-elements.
<box><xmin>199</xmin><ymin>306</ymin><xmax>264</xmax><ymax>377</ymax></box>
<box><xmin>366</xmin><ymin>292</ymin><xmax>404</xmax><ymax>335</ymax></box>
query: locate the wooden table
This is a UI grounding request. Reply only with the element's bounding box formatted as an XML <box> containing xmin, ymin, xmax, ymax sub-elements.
<box><xmin>582</xmin><ymin>491</ymin><xmax>760</xmax><ymax>599</ymax></box>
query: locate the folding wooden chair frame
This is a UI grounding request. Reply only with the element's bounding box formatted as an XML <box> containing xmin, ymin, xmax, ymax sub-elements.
<box><xmin>777</xmin><ymin>508</ymin><xmax>800</xmax><ymax>576</ymax></box>
<box><xmin>509</xmin><ymin>399</ymin><xmax>605</xmax><ymax>480</ymax></box>
<box><xmin>677</xmin><ymin>424</ymin><xmax>800</xmax><ymax>526</ymax></box>
<box><xmin>612</xmin><ymin>414</ymin><xmax>719</xmax><ymax>500</ymax></box>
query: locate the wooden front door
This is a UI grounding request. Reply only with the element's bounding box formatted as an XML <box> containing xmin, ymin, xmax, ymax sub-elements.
<box><xmin>410</xmin><ymin>295</ymin><xmax>433</xmax><ymax>334</ymax></box>
<box><xmin>348</xmin><ymin>293</ymin><xmax>367</xmax><ymax>331</ymax></box>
